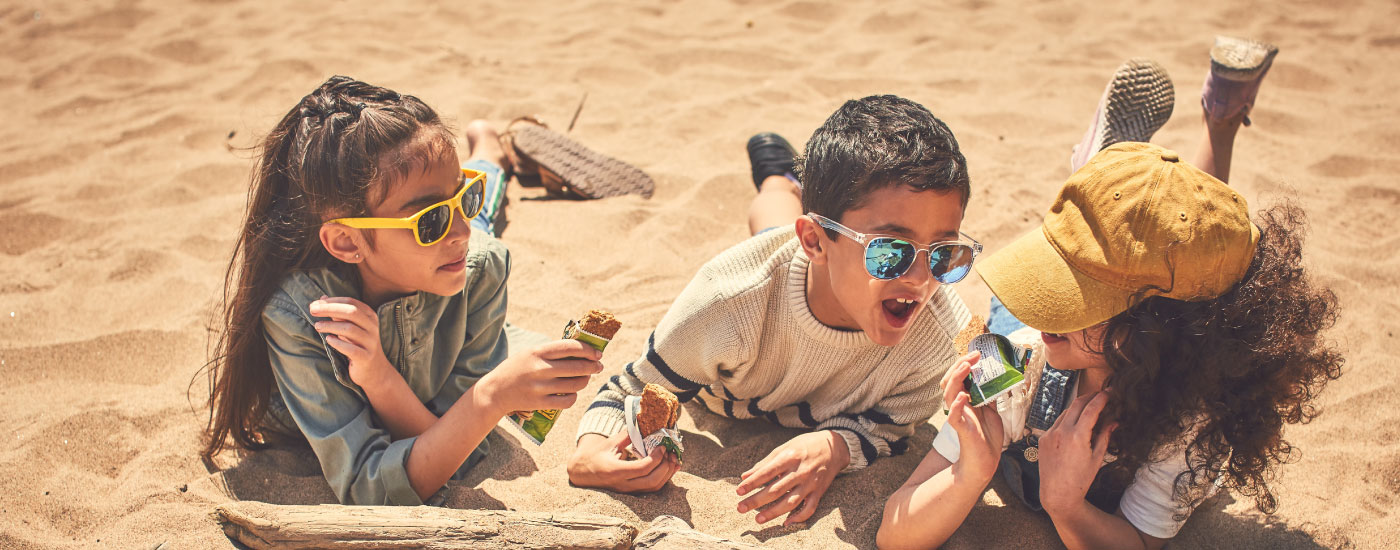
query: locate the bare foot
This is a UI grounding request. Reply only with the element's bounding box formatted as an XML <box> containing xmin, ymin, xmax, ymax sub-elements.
<box><xmin>464</xmin><ymin>120</ymin><xmax>511</xmax><ymax>172</ymax></box>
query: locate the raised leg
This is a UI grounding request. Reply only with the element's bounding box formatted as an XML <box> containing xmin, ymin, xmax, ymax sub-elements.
<box><xmin>1193</xmin><ymin>36</ymin><xmax>1278</xmax><ymax>183</ymax></box>
<box><xmin>744</xmin><ymin>133</ymin><xmax>802</xmax><ymax>236</ymax></box>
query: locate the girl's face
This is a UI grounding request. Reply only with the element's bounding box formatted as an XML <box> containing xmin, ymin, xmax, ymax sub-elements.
<box><xmin>1040</xmin><ymin>324</ymin><xmax>1112</xmax><ymax>371</ymax></box>
<box><xmin>356</xmin><ymin>152</ymin><xmax>472</xmax><ymax>305</ymax></box>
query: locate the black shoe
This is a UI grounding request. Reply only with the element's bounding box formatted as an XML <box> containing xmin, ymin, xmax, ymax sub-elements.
<box><xmin>746</xmin><ymin>132</ymin><xmax>797</xmax><ymax>190</ymax></box>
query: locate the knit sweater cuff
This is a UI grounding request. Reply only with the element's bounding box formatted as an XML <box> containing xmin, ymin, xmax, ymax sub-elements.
<box><xmin>830</xmin><ymin>429</ymin><xmax>869</xmax><ymax>473</ymax></box>
<box><xmin>576</xmin><ymin>406</ymin><xmax>628</xmax><ymax>442</ymax></box>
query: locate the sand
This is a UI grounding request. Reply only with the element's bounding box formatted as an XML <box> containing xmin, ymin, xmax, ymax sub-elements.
<box><xmin>2</xmin><ymin>0</ymin><xmax>1398</xmax><ymax>548</ymax></box>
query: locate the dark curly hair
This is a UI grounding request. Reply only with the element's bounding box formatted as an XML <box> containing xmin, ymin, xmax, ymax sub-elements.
<box><xmin>1090</xmin><ymin>201</ymin><xmax>1343</xmax><ymax>515</ymax></box>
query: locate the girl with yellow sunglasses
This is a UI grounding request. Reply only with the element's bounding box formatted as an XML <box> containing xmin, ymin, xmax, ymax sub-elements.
<box><xmin>202</xmin><ymin>76</ymin><xmax>606</xmax><ymax>505</ymax></box>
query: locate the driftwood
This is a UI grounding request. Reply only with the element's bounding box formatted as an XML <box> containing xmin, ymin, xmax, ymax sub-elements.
<box><xmin>632</xmin><ymin>516</ymin><xmax>764</xmax><ymax>550</ymax></box>
<box><xmin>214</xmin><ymin>501</ymin><xmax>637</xmax><ymax>550</ymax></box>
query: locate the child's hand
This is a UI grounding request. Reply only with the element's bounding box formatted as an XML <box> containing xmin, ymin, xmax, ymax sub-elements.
<box><xmin>735</xmin><ymin>430</ymin><xmax>848</xmax><ymax>526</ymax></box>
<box><xmin>945</xmin><ymin>392</ymin><xmax>1004</xmax><ymax>482</ymax></box>
<box><xmin>938</xmin><ymin>350</ymin><xmax>981</xmax><ymax>411</ymax></box>
<box><xmin>309</xmin><ymin>295</ymin><xmax>396</xmax><ymax>389</ymax></box>
<box><xmin>941</xmin><ymin>351</ymin><xmax>1003</xmax><ymax>481</ymax></box>
<box><xmin>1036</xmin><ymin>390</ymin><xmax>1116</xmax><ymax>515</ymax></box>
<box><xmin>567</xmin><ymin>431</ymin><xmax>680</xmax><ymax>492</ymax></box>
<box><xmin>477</xmin><ymin>339</ymin><xmax>604</xmax><ymax>417</ymax></box>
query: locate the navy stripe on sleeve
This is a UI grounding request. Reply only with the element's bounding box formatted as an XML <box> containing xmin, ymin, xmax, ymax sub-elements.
<box><xmin>588</xmin><ymin>400</ymin><xmax>624</xmax><ymax>412</ymax></box>
<box><xmin>746</xmin><ymin>399</ymin><xmax>766</xmax><ymax>419</ymax></box>
<box><xmin>828</xmin><ymin>427</ymin><xmax>878</xmax><ymax>464</ymax></box>
<box><xmin>676</xmin><ymin>387</ymin><xmax>700</xmax><ymax>403</ymax></box>
<box><xmin>601</xmin><ymin>373</ymin><xmax>629</xmax><ymax>392</ymax></box>
<box><xmin>748</xmin><ymin>399</ymin><xmax>781</xmax><ymax>425</ymax></box>
<box><xmin>860</xmin><ymin>409</ymin><xmax>900</xmax><ymax>425</ymax></box>
<box><xmin>644</xmin><ymin>333</ymin><xmax>704</xmax><ymax>392</ymax></box>
<box><xmin>890</xmin><ymin>438</ymin><xmax>910</xmax><ymax>456</ymax></box>
<box><xmin>852</xmin><ymin>430</ymin><xmax>878</xmax><ymax>464</ymax></box>
<box><xmin>796</xmin><ymin>402</ymin><xmax>818</xmax><ymax>427</ymax></box>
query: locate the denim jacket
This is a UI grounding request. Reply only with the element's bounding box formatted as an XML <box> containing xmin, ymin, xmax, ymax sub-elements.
<box><xmin>261</xmin><ymin>231</ymin><xmax>510</xmax><ymax>505</ymax></box>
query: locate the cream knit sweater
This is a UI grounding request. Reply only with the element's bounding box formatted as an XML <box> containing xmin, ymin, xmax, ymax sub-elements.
<box><xmin>577</xmin><ymin>226</ymin><xmax>974</xmax><ymax>471</ymax></box>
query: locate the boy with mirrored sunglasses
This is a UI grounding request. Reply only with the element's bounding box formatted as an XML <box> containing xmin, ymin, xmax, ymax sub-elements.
<box><xmin>568</xmin><ymin>94</ymin><xmax>982</xmax><ymax>527</ymax></box>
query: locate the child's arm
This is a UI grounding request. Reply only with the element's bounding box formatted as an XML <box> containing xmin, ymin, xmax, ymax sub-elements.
<box><xmin>405</xmin><ymin>339</ymin><xmax>602</xmax><ymax>500</ymax></box>
<box><xmin>566</xmin><ymin>323</ymin><xmax>717</xmax><ymax>491</ymax></box>
<box><xmin>1036</xmin><ymin>391</ymin><xmax>1167</xmax><ymax>550</ymax></box>
<box><xmin>875</xmin><ymin>354</ymin><xmax>1005</xmax><ymax>549</ymax></box>
<box><xmin>310</xmin><ymin>240</ymin><xmax>513</xmax><ymax>441</ymax></box>
<box><xmin>310</xmin><ymin>296</ymin><xmax>438</xmax><ymax>440</ymax></box>
<box><xmin>734</xmin><ymin>345</ymin><xmax>982</xmax><ymax>526</ymax></box>
<box><xmin>732</xmin><ymin>350</ymin><xmax>983</xmax><ymax>528</ymax></box>
<box><xmin>877</xmin><ymin>392</ymin><xmax>1004</xmax><ymax>549</ymax></box>
<box><xmin>568</xmin><ymin>272</ymin><xmax>739</xmax><ymax>492</ymax></box>
<box><xmin>268</xmin><ymin>280</ymin><xmax>601</xmax><ymax>506</ymax></box>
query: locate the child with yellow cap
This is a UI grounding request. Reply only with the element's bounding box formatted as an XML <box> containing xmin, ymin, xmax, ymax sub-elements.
<box><xmin>878</xmin><ymin>38</ymin><xmax>1343</xmax><ymax>549</ymax></box>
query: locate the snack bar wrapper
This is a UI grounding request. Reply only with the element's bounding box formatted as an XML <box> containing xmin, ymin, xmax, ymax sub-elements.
<box><xmin>508</xmin><ymin>311</ymin><xmax>620</xmax><ymax>445</ymax></box>
<box><xmin>624</xmin><ymin>395</ymin><xmax>684</xmax><ymax>462</ymax></box>
<box><xmin>964</xmin><ymin>333</ymin><xmax>1028</xmax><ymax>407</ymax></box>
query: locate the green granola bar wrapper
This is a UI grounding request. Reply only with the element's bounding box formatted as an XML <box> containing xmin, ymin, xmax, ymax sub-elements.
<box><xmin>963</xmin><ymin>333</ymin><xmax>1027</xmax><ymax>407</ymax></box>
<box><xmin>510</xmin><ymin>312</ymin><xmax>619</xmax><ymax>444</ymax></box>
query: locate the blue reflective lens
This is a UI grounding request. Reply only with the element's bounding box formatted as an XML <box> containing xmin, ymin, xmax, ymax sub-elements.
<box><xmin>931</xmin><ymin>244</ymin><xmax>974</xmax><ymax>284</ymax></box>
<box><xmin>865</xmin><ymin>238</ymin><xmax>916</xmax><ymax>279</ymax></box>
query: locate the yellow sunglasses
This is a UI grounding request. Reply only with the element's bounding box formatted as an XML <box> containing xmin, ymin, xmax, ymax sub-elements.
<box><xmin>329</xmin><ymin>168</ymin><xmax>486</xmax><ymax>246</ymax></box>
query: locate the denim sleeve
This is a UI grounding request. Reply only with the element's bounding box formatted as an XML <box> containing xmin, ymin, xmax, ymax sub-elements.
<box><xmin>262</xmin><ymin>296</ymin><xmax>424</xmax><ymax>506</ymax></box>
<box><xmin>431</xmin><ymin>237</ymin><xmax>511</xmax><ymax>412</ymax></box>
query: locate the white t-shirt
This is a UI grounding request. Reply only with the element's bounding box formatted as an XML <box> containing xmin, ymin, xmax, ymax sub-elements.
<box><xmin>932</xmin><ymin>327</ymin><xmax>1218</xmax><ymax>539</ymax></box>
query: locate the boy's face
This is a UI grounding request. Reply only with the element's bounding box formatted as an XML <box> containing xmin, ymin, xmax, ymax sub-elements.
<box><xmin>355</xmin><ymin>152</ymin><xmax>473</xmax><ymax>302</ymax></box>
<box><xmin>801</xmin><ymin>185</ymin><xmax>966</xmax><ymax>347</ymax></box>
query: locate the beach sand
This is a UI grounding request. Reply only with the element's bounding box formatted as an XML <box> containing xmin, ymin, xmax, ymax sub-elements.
<box><xmin>2</xmin><ymin>0</ymin><xmax>1398</xmax><ymax>548</ymax></box>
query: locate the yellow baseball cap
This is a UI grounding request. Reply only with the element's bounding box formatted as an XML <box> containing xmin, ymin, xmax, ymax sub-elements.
<box><xmin>976</xmin><ymin>142</ymin><xmax>1260</xmax><ymax>334</ymax></box>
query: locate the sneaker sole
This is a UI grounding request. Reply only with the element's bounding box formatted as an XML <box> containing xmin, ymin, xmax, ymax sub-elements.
<box><xmin>510</xmin><ymin>125</ymin><xmax>655</xmax><ymax>199</ymax></box>
<box><xmin>1210</xmin><ymin>36</ymin><xmax>1279</xmax><ymax>82</ymax></box>
<box><xmin>1074</xmin><ymin>58</ymin><xmax>1175</xmax><ymax>170</ymax></box>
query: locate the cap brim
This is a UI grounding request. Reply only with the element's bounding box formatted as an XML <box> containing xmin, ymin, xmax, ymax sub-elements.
<box><xmin>975</xmin><ymin>227</ymin><xmax>1135</xmax><ymax>334</ymax></box>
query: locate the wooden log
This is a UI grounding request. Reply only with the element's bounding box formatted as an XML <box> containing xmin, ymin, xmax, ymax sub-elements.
<box><xmin>632</xmin><ymin>516</ymin><xmax>764</xmax><ymax>550</ymax></box>
<box><xmin>214</xmin><ymin>501</ymin><xmax>637</xmax><ymax>550</ymax></box>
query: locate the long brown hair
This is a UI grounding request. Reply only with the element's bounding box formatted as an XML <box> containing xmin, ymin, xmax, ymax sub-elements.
<box><xmin>1093</xmin><ymin>201</ymin><xmax>1343</xmax><ymax>514</ymax></box>
<box><xmin>202</xmin><ymin>76</ymin><xmax>455</xmax><ymax>460</ymax></box>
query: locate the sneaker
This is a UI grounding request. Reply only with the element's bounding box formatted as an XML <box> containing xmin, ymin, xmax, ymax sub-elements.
<box><xmin>1069</xmin><ymin>58</ymin><xmax>1176</xmax><ymax>173</ymax></box>
<box><xmin>746</xmin><ymin>132</ymin><xmax>799</xmax><ymax>190</ymax></box>
<box><xmin>1202</xmin><ymin>36</ymin><xmax>1279</xmax><ymax>127</ymax></box>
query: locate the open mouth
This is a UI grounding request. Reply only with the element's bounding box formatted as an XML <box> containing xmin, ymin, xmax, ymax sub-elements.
<box><xmin>1041</xmin><ymin>331</ymin><xmax>1068</xmax><ymax>345</ymax></box>
<box><xmin>881</xmin><ymin>297</ymin><xmax>919</xmax><ymax>327</ymax></box>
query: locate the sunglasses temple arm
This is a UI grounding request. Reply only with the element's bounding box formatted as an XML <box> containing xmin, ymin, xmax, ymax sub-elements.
<box><xmin>810</xmin><ymin>214</ymin><xmax>868</xmax><ymax>244</ymax></box>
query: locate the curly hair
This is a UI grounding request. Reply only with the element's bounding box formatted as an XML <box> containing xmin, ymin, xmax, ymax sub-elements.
<box><xmin>1091</xmin><ymin>200</ymin><xmax>1344</xmax><ymax>515</ymax></box>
